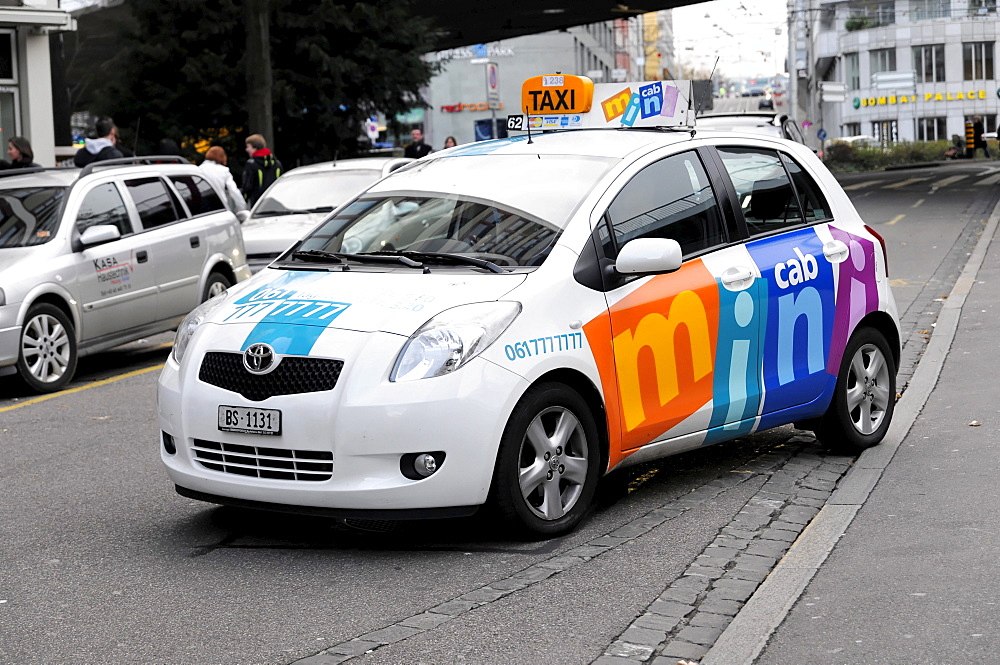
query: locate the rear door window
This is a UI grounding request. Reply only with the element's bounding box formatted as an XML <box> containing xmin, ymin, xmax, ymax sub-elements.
<box><xmin>716</xmin><ymin>147</ymin><xmax>804</xmax><ymax>237</ymax></box>
<box><xmin>125</xmin><ymin>177</ymin><xmax>182</xmax><ymax>229</ymax></box>
<box><xmin>169</xmin><ymin>174</ymin><xmax>225</xmax><ymax>216</ymax></box>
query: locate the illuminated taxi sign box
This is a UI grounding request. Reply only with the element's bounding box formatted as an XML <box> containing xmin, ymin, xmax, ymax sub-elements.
<box><xmin>521</xmin><ymin>74</ymin><xmax>594</xmax><ymax>114</ymax></box>
<box><xmin>518</xmin><ymin>76</ymin><xmax>692</xmax><ymax>130</ymax></box>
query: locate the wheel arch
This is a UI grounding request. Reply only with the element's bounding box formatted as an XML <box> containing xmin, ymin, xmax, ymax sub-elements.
<box><xmin>21</xmin><ymin>291</ymin><xmax>79</xmax><ymax>340</ymax></box>
<box><xmin>203</xmin><ymin>259</ymin><xmax>237</xmax><ymax>290</ymax></box>
<box><xmin>857</xmin><ymin>310</ymin><xmax>900</xmax><ymax>369</ymax></box>
<box><xmin>529</xmin><ymin>368</ymin><xmax>611</xmax><ymax>476</ymax></box>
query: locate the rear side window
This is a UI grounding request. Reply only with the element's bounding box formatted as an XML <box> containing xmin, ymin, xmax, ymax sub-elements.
<box><xmin>781</xmin><ymin>155</ymin><xmax>831</xmax><ymax>222</ymax></box>
<box><xmin>0</xmin><ymin>187</ymin><xmax>66</xmax><ymax>248</ymax></box>
<box><xmin>603</xmin><ymin>150</ymin><xmax>727</xmax><ymax>257</ymax></box>
<box><xmin>169</xmin><ymin>175</ymin><xmax>225</xmax><ymax>216</ymax></box>
<box><xmin>125</xmin><ymin>177</ymin><xmax>181</xmax><ymax>229</ymax></box>
<box><xmin>76</xmin><ymin>183</ymin><xmax>131</xmax><ymax>236</ymax></box>
<box><xmin>716</xmin><ymin>147</ymin><xmax>804</xmax><ymax>236</ymax></box>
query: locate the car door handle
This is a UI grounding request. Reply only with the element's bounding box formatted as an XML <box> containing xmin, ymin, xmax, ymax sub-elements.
<box><xmin>136</xmin><ymin>250</ymin><xmax>148</xmax><ymax>263</ymax></box>
<box><xmin>721</xmin><ymin>266</ymin><xmax>754</xmax><ymax>290</ymax></box>
<box><xmin>189</xmin><ymin>236</ymin><xmax>201</xmax><ymax>248</ymax></box>
<box><xmin>823</xmin><ymin>240</ymin><xmax>849</xmax><ymax>263</ymax></box>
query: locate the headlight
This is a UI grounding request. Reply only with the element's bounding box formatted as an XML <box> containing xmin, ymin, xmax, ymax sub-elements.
<box><xmin>171</xmin><ymin>291</ymin><xmax>230</xmax><ymax>364</ymax></box>
<box><xmin>391</xmin><ymin>301</ymin><xmax>521</xmax><ymax>382</ymax></box>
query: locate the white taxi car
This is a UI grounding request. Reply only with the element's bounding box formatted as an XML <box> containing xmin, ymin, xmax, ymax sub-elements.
<box><xmin>159</xmin><ymin>76</ymin><xmax>899</xmax><ymax>537</ymax></box>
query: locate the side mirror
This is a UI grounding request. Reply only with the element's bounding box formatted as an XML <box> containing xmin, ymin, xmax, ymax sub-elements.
<box><xmin>235</xmin><ymin>210</ymin><xmax>250</xmax><ymax>223</ymax></box>
<box><xmin>615</xmin><ymin>237</ymin><xmax>683</xmax><ymax>275</ymax></box>
<box><xmin>79</xmin><ymin>225</ymin><xmax>122</xmax><ymax>247</ymax></box>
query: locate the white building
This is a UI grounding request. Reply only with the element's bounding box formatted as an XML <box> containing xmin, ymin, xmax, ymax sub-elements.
<box><xmin>0</xmin><ymin>1</ymin><xmax>75</xmax><ymax>166</ymax></box>
<box><xmin>422</xmin><ymin>15</ymin><xmax>674</xmax><ymax>147</ymax></box>
<box><xmin>793</xmin><ymin>0</ymin><xmax>999</xmax><ymax>145</ymax></box>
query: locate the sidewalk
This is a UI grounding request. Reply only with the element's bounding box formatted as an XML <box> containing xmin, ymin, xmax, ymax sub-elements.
<box><xmin>707</xmin><ymin>201</ymin><xmax>1000</xmax><ymax>664</ymax></box>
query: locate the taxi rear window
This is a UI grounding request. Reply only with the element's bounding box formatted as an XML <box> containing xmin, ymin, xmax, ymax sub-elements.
<box><xmin>0</xmin><ymin>187</ymin><xmax>66</xmax><ymax>248</ymax></box>
<box><xmin>367</xmin><ymin>154</ymin><xmax>618</xmax><ymax>230</ymax></box>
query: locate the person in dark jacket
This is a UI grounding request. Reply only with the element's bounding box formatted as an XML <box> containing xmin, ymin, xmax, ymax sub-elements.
<box><xmin>404</xmin><ymin>128</ymin><xmax>432</xmax><ymax>159</ymax></box>
<box><xmin>74</xmin><ymin>117</ymin><xmax>125</xmax><ymax>167</ymax></box>
<box><xmin>0</xmin><ymin>136</ymin><xmax>40</xmax><ymax>169</ymax></box>
<box><xmin>241</xmin><ymin>133</ymin><xmax>283</xmax><ymax>206</ymax></box>
<box><xmin>973</xmin><ymin>116</ymin><xmax>992</xmax><ymax>159</ymax></box>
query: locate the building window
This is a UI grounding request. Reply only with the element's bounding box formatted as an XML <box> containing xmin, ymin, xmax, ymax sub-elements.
<box><xmin>968</xmin><ymin>0</ymin><xmax>996</xmax><ymax>16</ymax></box>
<box><xmin>912</xmin><ymin>0</ymin><xmax>951</xmax><ymax>19</ymax></box>
<box><xmin>915</xmin><ymin>117</ymin><xmax>947</xmax><ymax>141</ymax></box>
<box><xmin>870</xmin><ymin>48</ymin><xmax>896</xmax><ymax>73</ymax></box>
<box><xmin>872</xmin><ymin>120</ymin><xmax>898</xmax><ymax>143</ymax></box>
<box><xmin>963</xmin><ymin>42</ymin><xmax>994</xmax><ymax>80</ymax></box>
<box><xmin>846</xmin><ymin>1</ymin><xmax>895</xmax><ymax>29</ymax></box>
<box><xmin>965</xmin><ymin>114</ymin><xmax>997</xmax><ymax>133</ymax></box>
<box><xmin>913</xmin><ymin>44</ymin><xmax>945</xmax><ymax>82</ymax></box>
<box><xmin>842</xmin><ymin>122</ymin><xmax>862</xmax><ymax>136</ymax></box>
<box><xmin>845</xmin><ymin>52</ymin><xmax>861</xmax><ymax>90</ymax></box>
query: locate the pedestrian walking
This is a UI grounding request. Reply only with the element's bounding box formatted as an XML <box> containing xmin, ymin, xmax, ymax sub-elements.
<box><xmin>973</xmin><ymin>116</ymin><xmax>992</xmax><ymax>159</ymax></box>
<box><xmin>404</xmin><ymin>128</ymin><xmax>432</xmax><ymax>158</ymax></box>
<box><xmin>0</xmin><ymin>136</ymin><xmax>40</xmax><ymax>169</ymax></box>
<box><xmin>199</xmin><ymin>146</ymin><xmax>247</xmax><ymax>213</ymax></box>
<box><xmin>74</xmin><ymin>117</ymin><xmax>125</xmax><ymax>167</ymax></box>
<box><xmin>241</xmin><ymin>134</ymin><xmax>282</xmax><ymax>207</ymax></box>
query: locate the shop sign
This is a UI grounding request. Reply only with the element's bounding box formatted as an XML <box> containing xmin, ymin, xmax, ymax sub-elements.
<box><xmin>440</xmin><ymin>101</ymin><xmax>506</xmax><ymax>113</ymax></box>
<box><xmin>852</xmin><ymin>89</ymin><xmax>988</xmax><ymax>108</ymax></box>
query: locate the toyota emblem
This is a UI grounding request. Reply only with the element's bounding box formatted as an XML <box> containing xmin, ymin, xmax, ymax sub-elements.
<box><xmin>243</xmin><ymin>343</ymin><xmax>276</xmax><ymax>374</ymax></box>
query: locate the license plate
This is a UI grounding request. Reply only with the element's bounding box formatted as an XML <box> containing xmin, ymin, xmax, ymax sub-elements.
<box><xmin>218</xmin><ymin>405</ymin><xmax>281</xmax><ymax>435</ymax></box>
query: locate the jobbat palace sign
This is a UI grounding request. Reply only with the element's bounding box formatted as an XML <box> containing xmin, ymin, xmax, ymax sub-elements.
<box><xmin>852</xmin><ymin>88</ymin><xmax>994</xmax><ymax>109</ymax></box>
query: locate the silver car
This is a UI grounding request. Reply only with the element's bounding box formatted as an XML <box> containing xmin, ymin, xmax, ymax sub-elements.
<box><xmin>240</xmin><ymin>157</ymin><xmax>413</xmax><ymax>272</ymax></box>
<box><xmin>0</xmin><ymin>158</ymin><xmax>251</xmax><ymax>392</ymax></box>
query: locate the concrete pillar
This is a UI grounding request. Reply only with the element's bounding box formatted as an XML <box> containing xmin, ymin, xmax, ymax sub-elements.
<box><xmin>20</xmin><ymin>28</ymin><xmax>55</xmax><ymax>166</ymax></box>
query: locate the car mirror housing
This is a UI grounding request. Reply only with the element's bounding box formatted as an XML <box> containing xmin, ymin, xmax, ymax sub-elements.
<box><xmin>615</xmin><ymin>237</ymin><xmax>683</xmax><ymax>275</ymax></box>
<box><xmin>79</xmin><ymin>225</ymin><xmax>122</xmax><ymax>247</ymax></box>
<box><xmin>235</xmin><ymin>210</ymin><xmax>250</xmax><ymax>223</ymax></box>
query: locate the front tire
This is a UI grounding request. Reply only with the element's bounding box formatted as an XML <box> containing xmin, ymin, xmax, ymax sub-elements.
<box><xmin>202</xmin><ymin>271</ymin><xmax>232</xmax><ymax>302</ymax></box>
<box><xmin>491</xmin><ymin>383</ymin><xmax>601</xmax><ymax>538</ymax></box>
<box><xmin>815</xmin><ymin>326</ymin><xmax>896</xmax><ymax>454</ymax></box>
<box><xmin>16</xmin><ymin>304</ymin><xmax>78</xmax><ymax>393</ymax></box>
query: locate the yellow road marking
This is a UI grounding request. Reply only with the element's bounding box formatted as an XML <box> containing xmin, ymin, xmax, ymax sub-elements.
<box><xmin>884</xmin><ymin>177</ymin><xmax>929</xmax><ymax>189</ymax></box>
<box><xmin>842</xmin><ymin>180</ymin><xmax>880</xmax><ymax>191</ymax></box>
<box><xmin>885</xmin><ymin>214</ymin><xmax>905</xmax><ymax>225</ymax></box>
<box><xmin>910</xmin><ymin>198</ymin><xmax>925</xmax><ymax>208</ymax></box>
<box><xmin>0</xmin><ymin>364</ymin><xmax>164</xmax><ymax>413</ymax></box>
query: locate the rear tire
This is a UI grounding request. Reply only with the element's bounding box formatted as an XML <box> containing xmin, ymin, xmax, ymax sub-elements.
<box><xmin>491</xmin><ymin>383</ymin><xmax>600</xmax><ymax>538</ymax></box>
<box><xmin>16</xmin><ymin>303</ymin><xmax>78</xmax><ymax>393</ymax></box>
<box><xmin>815</xmin><ymin>326</ymin><xmax>895</xmax><ymax>454</ymax></box>
<box><xmin>202</xmin><ymin>271</ymin><xmax>232</xmax><ymax>302</ymax></box>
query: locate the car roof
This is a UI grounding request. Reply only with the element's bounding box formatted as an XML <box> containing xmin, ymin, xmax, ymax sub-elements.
<box><xmin>282</xmin><ymin>156</ymin><xmax>413</xmax><ymax>177</ymax></box>
<box><xmin>0</xmin><ymin>168</ymin><xmax>79</xmax><ymax>188</ymax></box>
<box><xmin>427</xmin><ymin>129</ymin><xmax>695</xmax><ymax>161</ymax></box>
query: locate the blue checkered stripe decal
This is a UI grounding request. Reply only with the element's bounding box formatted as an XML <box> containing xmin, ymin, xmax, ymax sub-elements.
<box><xmin>222</xmin><ymin>273</ymin><xmax>351</xmax><ymax>355</ymax></box>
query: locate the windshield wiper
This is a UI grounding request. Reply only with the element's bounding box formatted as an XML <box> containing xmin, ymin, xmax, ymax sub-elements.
<box><xmin>376</xmin><ymin>251</ymin><xmax>506</xmax><ymax>274</ymax></box>
<box><xmin>342</xmin><ymin>252</ymin><xmax>424</xmax><ymax>268</ymax></box>
<box><xmin>288</xmin><ymin>249</ymin><xmax>344</xmax><ymax>264</ymax></box>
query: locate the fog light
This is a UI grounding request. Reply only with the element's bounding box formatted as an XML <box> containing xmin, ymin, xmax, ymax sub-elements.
<box><xmin>162</xmin><ymin>431</ymin><xmax>176</xmax><ymax>455</ymax></box>
<box><xmin>400</xmin><ymin>452</ymin><xmax>445</xmax><ymax>480</ymax></box>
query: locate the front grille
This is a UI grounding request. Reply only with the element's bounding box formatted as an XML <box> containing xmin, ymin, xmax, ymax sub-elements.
<box><xmin>199</xmin><ymin>352</ymin><xmax>344</xmax><ymax>401</ymax></box>
<box><xmin>193</xmin><ymin>439</ymin><xmax>333</xmax><ymax>481</ymax></box>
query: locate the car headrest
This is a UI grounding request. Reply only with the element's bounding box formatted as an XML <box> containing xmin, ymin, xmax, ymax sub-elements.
<box><xmin>749</xmin><ymin>178</ymin><xmax>792</xmax><ymax>222</ymax></box>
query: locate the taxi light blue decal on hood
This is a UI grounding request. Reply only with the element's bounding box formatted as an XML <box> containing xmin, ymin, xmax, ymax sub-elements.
<box><xmin>222</xmin><ymin>272</ymin><xmax>351</xmax><ymax>354</ymax></box>
<box><xmin>440</xmin><ymin>135</ymin><xmax>531</xmax><ymax>158</ymax></box>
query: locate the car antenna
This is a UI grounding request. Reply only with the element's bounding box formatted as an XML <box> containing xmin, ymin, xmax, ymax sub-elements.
<box><xmin>132</xmin><ymin>117</ymin><xmax>141</xmax><ymax>156</ymax></box>
<box><xmin>524</xmin><ymin>105</ymin><xmax>533</xmax><ymax>145</ymax></box>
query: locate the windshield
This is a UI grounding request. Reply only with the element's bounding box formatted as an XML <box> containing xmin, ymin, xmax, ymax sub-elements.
<box><xmin>296</xmin><ymin>195</ymin><xmax>563</xmax><ymax>268</ymax></box>
<box><xmin>251</xmin><ymin>170</ymin><xmax>381</xmax><ymax>218</ymax></box>
<box><xmin>0</xmin><ymin>187</ymin><xmax>67</xmax><ymax>248</ymax></box>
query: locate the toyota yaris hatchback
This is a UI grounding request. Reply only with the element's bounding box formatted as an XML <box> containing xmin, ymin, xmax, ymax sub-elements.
<box><xmin>159</xmin><ymin>77</ymin><xmax>899</xmax><ymax>536</ymax></box>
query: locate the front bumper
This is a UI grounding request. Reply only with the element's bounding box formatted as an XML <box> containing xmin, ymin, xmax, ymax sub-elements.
<box><xmin>158</xmin><ymin>325</ymin><xmax>529</xmax><ymax>513</ymax></box>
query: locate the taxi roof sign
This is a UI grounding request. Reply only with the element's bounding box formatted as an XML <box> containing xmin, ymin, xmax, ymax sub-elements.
<box><xmin>521</xmin><ymin>74</ymin><xmax>594</xmax><ymax>115</ymax></box>
<box><xmin>514</xmin><ymin>77</ymin><xmax>694</xmax><ymax>132</ymax></box>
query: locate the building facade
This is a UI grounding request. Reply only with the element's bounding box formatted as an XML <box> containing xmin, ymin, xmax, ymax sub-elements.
<box><xmin>422</xmin><ymin>14</ymin><xmax>673</xmax><ymax>147</ymax></box>
<box><xmin>0</xmin><ymin>1</ymin><xmax>75</xmax><ymax>166</ymax></box>
<box><xmin>793</xmin><ymin>0</ymin><xmax>999</xmax><ymax>146</ymax></box>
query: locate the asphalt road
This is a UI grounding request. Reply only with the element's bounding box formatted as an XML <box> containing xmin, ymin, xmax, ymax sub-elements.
<box><xmin>2</xmin><ymin>160</ymin><xmax>996</xmax><ymax>665</ymax></box>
